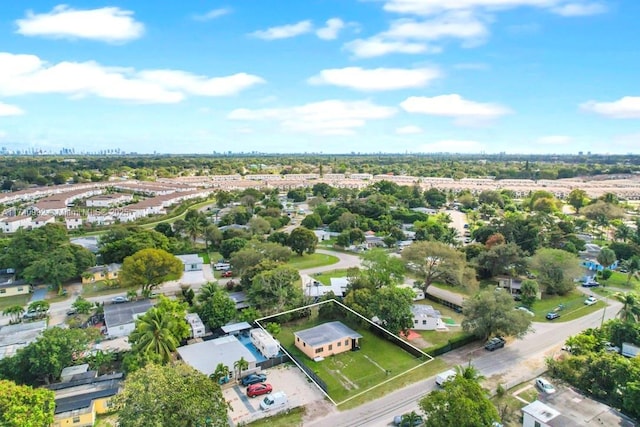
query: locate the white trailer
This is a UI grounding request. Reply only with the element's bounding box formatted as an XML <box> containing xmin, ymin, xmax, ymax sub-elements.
<box><xmin>250</xmin><ymin>328</ymin><xmax>280</xmax><ymax>358</ymax></box>
<box><xmin>435</xmin><ymin>369</ymin><xmax>457</xmax><ymax>387</ymax></box>
<box><xmin>622</xmin><ymin>342</ymin><xmax>640</xmax><ymax>358</ymax></box>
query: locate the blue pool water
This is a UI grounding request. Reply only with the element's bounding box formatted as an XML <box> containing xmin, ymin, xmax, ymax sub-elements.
<box><xmin>237</xmin><ymin>334</ymin><xmax>267</xmax><ymax>362</ymax></box>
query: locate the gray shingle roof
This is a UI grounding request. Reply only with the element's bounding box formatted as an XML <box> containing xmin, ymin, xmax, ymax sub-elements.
<box><xmin>104</xmin><ymin>300</ymin><xmax>153</xmax><ymax>329</ymax></box>
<box><xmin>294</xmin><ymin>321</ymin><xmax>362</xmax><ymax>348</ymax></box>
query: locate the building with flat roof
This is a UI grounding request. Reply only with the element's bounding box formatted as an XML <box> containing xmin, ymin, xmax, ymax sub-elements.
<box><xmin>294</xmin><ymin>321</ymin><xmax>362</xmax><ymax>360</ymax></box>
<box><xmin>177</xmin><ymin>335</ymin><xmax>257</xmax><ymax>378</ymax></box>
<box><xmin>176</xmin><ymin>254</ymin><xmax>203</xmax><ymax>271</ymax></box>
<box><xmin>0</xmin><ymin>320</ymin><xmax>46</xmax><ymax>360</ymax></box>
<box><xmin>103</xmin><ymin>300</ymin><xmax>153</xmax><ymax>338</ymax></box>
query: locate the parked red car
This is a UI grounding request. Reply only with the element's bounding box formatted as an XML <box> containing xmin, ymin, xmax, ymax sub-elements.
<box><xmin>221</xmin><ymin>270</ymin><xmax>233</xmax><ymax>277</ymax></box>
<box><xmin>247</xmin><ymin>383</ymin><xmax>272</xmax><ymax>397</ymax></box>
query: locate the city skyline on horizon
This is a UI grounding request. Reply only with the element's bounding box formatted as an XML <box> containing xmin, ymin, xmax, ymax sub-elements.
<box><xmin>0</xmin><ymin>1</ymin><xmax>639</xmax><ymax>155</ymax></box>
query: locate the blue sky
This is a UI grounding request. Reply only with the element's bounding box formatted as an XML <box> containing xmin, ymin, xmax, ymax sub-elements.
<box><xmin>0</xmin><ymin>0</ymin><xmax>638</xmax><ymax>154</ymax></box>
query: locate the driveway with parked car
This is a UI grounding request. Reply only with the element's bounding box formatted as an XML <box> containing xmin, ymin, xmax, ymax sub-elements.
<box><xmin>224</xmin><ymin>364</ymin><xmax>325</xmax><ymax>426</ymax></box>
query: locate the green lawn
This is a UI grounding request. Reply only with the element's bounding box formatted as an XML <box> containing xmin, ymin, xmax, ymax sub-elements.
<box><xmin>247</xmin><ymin>407</ymin><xmax>305</xmax><ymax>427</ymax></box>
<box><xmin>82</xmin><ymin>281</ymin><xmax>134</xmax><ymax>298</ymax></box>
<box><xmin>526</xmin><ymin>289</ymin><xmax>604</xmax><ymax>322</ymax></box>
<box><xmin>600</xmin><ymin>271</ymin><xmax>640</xmax><ymax>291</ymax></box>
<box><xmin>287</xmin><ymin>253</ymin><xmax>339</xmax><ymax>270</ymax></box>
<box><xmin>276</xmin><ymin>314</ymin><xmax>428</xmax><ymax>404</ymax></box>
<box><xmin>312</xmin><ymin>269</ymin><xmax>352</xmax><ymax>285</ymax></box>
<box><xmin>0</xmin><ymin>294</ymin><xmax>30</xmax><ymax>311</ymax></box>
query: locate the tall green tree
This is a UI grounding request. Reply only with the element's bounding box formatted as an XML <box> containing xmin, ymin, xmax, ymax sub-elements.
<box><xmin>115</xmin><ymin>363</ymin><xmax>228</xmax><ymax>427</ymax></box>
<box><xmin>120</xmin><ymin>248</ymin><xmax>183</xmax><ymax>294</ymax></box>
<box><xmin>597</xmin><ymin>247</ymin><xmax>617</xmax><ymax>269</ymax></box>
<box><xmin>288</xmin><ymin>227</ymin><xmax>318</xmax><ymax>256</ymax></box>
<box><xmin>196</xmin><ymin>286</ymin><xmax>237</xmax><ymax>330</ymax></box>
<box><xmin>401</xmin><ymin>241</ymin><xmax>467</xmax><ymax>294</ymax></box>
<box><xmin>359</xmin><ymin>248</ymin><xmax>405</xmax><ymax>289</ymax></box>
<box><xmin>622</xmin><ymin>256</ymin><xmax>640</xmax><ymax>285</ymax></box>
<box><xmin>234</xmin><ymin>357</ymin><xmax>249</xmax><ymax>381</ymax></box>
<box><xmin>0</xmin><ymin>379</ymin><xmax>55</xmax><ymax>427</ymax></box>
<box><xmin>2</xmin><ymin>305</ymin><xmax>24</xmax><ymax>324</ymax></box>
<box><xmin>371</xmin><ymin>286</ymin><xmax>415</xmax><ymax>334</ymax></box>
<box><xmin>419</xmin><ymin>375</ymin><xmax>500</xmax><ymax>427</ymax></box>
<box><xmin>530</xmin><ymin>248</ymin><xmax>582</xmax><ymax>295</ymax></box>
<box><xmin>247</xmin><ymin>265</ymin><xmax>302</xmax><ymax>313</ymax></box>
<box><xmin>461</xmin><ymin>289</ymin><xmax>532</xmax><ymax>340</ymax></box>
<box><xmin>519</xmin><ymin>279</ymin><xmax>539</xmax><ymax>307</ymax></box>
<box><xmin>566</xmin><ymin>189</ymin><xmax>588</xmax><ymax>213</ymax></box>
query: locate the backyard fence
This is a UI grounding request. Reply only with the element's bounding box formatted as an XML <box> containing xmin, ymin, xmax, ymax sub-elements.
<box><xmin>286</xmin><ymin>351</ymin><xmax>329</xmax><ymax>394</ymax></box>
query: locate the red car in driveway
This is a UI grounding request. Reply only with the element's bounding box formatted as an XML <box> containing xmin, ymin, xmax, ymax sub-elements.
<box><xmin>247</xmin><ymin>383</ymin><xmax>272</xmax><ymax>397</ymax></box>
<box><xmin>221</xmin><ymin>270</ymin><xmax>233</xmax><ymax>277</ymax></box>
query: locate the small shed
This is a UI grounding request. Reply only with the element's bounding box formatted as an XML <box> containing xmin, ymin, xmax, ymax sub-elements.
<box><xmin>176</xmin><ymin>254</ymin><xmax>203</xmax><ymax>271</ymax></box>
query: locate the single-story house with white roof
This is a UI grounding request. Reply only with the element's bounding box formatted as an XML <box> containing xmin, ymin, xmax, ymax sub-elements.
<box><xmin>176</xmin><ymin>254</ymin><xmax>203</xmax><ymax>271</ymax></box>
<box><xmin>177</xmin><ymin>335</ymin><xmax>258</xmax><ymax>378</ymax></box>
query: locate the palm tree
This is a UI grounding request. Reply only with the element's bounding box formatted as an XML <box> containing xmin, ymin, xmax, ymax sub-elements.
<box><xmin>613</xmin><ymin>292</ymin><xmax>640</xmax><ymax>323</ymax></box>
<box><xmin>2</xmin><ymin>305</ymin><xmax>24</xmax><ymax>324</ymax></box>
<box><xmin>210</xmin><ymin>363</ymin><xmax>230</xmax><ymax>384</ymax></box>
<box><xmin>622</xmin><ymin>256</ymin><xmax>640</xmax><ymax>285</ymax></box>
<box><xmin>197</xmin><ymin>282</ymin><xmax>219</xmax><ymax>304</ymax></box>
<box><xmin>615</xmin><ymin>224</ymin><xmax>632</xmax><ymax>242</ymax></box>
<box><xmin>456</xmin><ymin>361</ymin><xmax>485</xmax><ymax>382</ymax></box>
<box><xmin>233</xmin><ymin>357</ymin><xmax>249</xmax><ymax>381</ymax></box>
<box><xmin>129</xmin><ymin>309</ymin><xmax>179</xmax><ymax>364</ymax></box>
<box><xmin>184</xmin><ymin>215</ymin><xmax>205</xmax><ymax>243</ymax></box>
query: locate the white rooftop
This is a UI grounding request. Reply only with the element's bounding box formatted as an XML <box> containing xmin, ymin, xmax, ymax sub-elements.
<box><xmin>177</xmin><ymin>335</ymin><xmax>257</xmax><ymax>375</ymax></box>
<box><xmin>522</xmin><ymin>400</ymin><xmax>561</xmax><ymax>423</ymax></box>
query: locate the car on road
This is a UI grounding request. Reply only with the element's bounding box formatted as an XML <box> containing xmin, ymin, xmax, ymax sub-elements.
<box><xmin>546</xmin><ymin>312</ymin><xmax>560</xmax><ymax>320</ymax></box>
<box><xmin>221</xmin><ymin>270</ymin><xmax>233</xmax><ymax>277</ymax></box>
<box><xmin>484</xmin><ymin>337</ymin><xmax>506</xmax><ymax>351</ymax></box>
<box><xmin>241</xmin><ymin>373</ymin><xmax>267</xmax><ymax>386</ymax></box>
<box><xmin>247</xmin><ymin>383</ymin><xmax>272</xmax><ymax>397</ymax></box>
<box><xmin>66</xmin><ymin>308</ymin><xmax>78</xmax><ymax>316</ymax></box>
<box><xmin>581</xmin><ymin>281</ymin><xmax>600</xmax><ymax>288</ymax></box>
<box><xmin>515</xmin><ymin>306</ymin><xmax>535</xmax><ymax>316</ymax></box>
<box><xmin>393</xmin><ymin>413</ymin><xmax>424</xmax><ymax>426</ymax></box>
<box><xmin>535</xmin><ymin>377</ymin><xmax>556</xmax><ymax>394</ymax></box>
<box><xmin>111</xmin><ymin>296</ymin><xmax>129</xmax><ymax>304</ymax></box>
<box><xmin>584</xmin><ymin>296</ymin><xmax>597</xmax><ymax>306</ymax></box>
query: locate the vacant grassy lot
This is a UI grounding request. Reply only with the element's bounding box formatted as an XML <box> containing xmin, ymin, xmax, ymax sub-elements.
<box><xmin>275</xmin><ymin>313</ymin><xmax>428</xmax><ymax>404</ymax></box>
<box><xmin>82</xmin><ymin>281</ymin><xmax>134</xmax><ymax>298</ymax></box>
<box><xmin>526</xmin><ymin>289</ymin><xmax>604</xmax><ymax>322</ymax></box>
<box><xmin>601</xmin><ymin>271</ymin><xmax>640</xmax><ymax>290</ymax></box>
<box><xmin>287</xmin><ymin>253</ymin><xmax>339</xmax><ymax>270</ymax></box>
<box><xmin>0</xmin><ymin>294</ymin><xmax>30</xmax><ymax>311</ymax></box>
<box><xmin>312</xmin><ymin>269</ymin><xmax>351</xmax><ymax>285</ymax></box>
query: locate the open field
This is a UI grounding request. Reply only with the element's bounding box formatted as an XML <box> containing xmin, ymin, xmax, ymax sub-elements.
<box><xmin>287</xmin><ymin>253</ymin><xmax>339</xmax><ymax>270</ymax></box>
<box><xmin>0</xmin><ymin>294</ymin><xmax>30</xmax><ymax>311</ymax></box>
<box><xmin>312</xmin><ymin>269</ymin><xmax>352</xmax><ymax>285</ymax></box>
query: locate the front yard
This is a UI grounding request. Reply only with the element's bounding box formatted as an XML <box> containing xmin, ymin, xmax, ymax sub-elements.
<box><xmin>287</xmin><ymin>253</ymin><xmax>339</xmax><ymax>270</ymax></box>
<box><xmin>0</xmin><ymin>294</ymin><xmax>30</xmax><ymax>311</ymax></box>
<box><xmin>274</xmin><ymin>310</ymin><xmax>429</xmax><ymax>405</ymax></box>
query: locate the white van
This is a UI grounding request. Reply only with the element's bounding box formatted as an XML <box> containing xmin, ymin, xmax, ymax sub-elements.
<box><xmin>435</xmin><ymin>369</ymin><xmax>457</xmax><ymax>387</ymax></box>
<box><xmin>260</xmin><ymin>391</ymin><xmax>287</xmax><ymax>411</ymax></box>
<box><xmin>213</xmin><ymin>262</ymin><xmax>231</xmax><ymax>271</ymax></box>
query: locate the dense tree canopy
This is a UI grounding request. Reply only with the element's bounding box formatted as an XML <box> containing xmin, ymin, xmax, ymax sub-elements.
<box><xmin>401</xmin><ymin>241</ymin><xmax>467</xmax><ymax>293</ymax></box>
<box><xmin>115</xmin><ymin>363</ymin><xmax>229</xmax><ymax>427</ymax></box>
<box><xmin>419</xmin><ymin>375</ymin><xmax>500</xmax><ymax>427</ymax></box>
<box><xmin>288</xmin><ymin>227</ymin><xmax>318</xmax><ymax>256</ymax></box>
<box><xmin>461</xmin><ymin>289</ymin><xmax>532</xmax><ymax>340</ymax></box>
<box><xmin>0</xmin><ymin>379</ymin><xmax>55</xmax><ymax>427</ymax></box>
<box><xmin>530</xmin><ymin>248</ymin><xmax>582</xmax><ymax>295</ymax></box>
<box><xmin>120</xmin><ymin>248</ymin><xmax>183</xmax><ymax>294</ymax></box>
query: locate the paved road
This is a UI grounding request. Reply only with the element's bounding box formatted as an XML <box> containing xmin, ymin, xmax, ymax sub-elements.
<box><xmin>306</xmin><ymin>300</ymin><xmax>622</xmax><ymax>427</ymax></box>
<box><xmin>299</xmin><ymin>249</ymin><xmax>363</xmax><ymax>276</ymax></box>
<box><xmin>445</xmin><ymin>209</ymin><xmax>468</xmax><ymax>242</ymax></box>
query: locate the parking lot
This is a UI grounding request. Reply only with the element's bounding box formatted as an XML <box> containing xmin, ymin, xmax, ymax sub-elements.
<box><xmin>223</xmin><ymin>363</ymin><xmax>325</xmax><ymax>425</ymax></box>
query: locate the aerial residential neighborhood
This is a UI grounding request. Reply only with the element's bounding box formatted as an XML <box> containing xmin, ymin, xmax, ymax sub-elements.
<box><xmin>0</xmin><ymin>154</ymin><xmax>639</xmax><ymax>427</ymax></box>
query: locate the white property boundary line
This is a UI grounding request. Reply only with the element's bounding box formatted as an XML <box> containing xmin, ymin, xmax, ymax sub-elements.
<box><xmin>255</xmin><ymin>299</ymin><xmax>435</xmax><ymax>407</ymax></box>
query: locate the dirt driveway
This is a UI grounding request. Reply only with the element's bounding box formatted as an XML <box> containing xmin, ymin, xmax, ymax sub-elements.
<box><xmin>224</xmin><ymin>363</ymin><xmax>325</xmax><ymax>425</ymax></box>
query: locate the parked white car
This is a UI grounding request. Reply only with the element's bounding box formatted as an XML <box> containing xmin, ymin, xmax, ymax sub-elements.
<box><xmin>515</xmin><ymin>306</ymin><xmax>535</xmax><ymax>316</ymax></box>
<box><xmin>535</xmin><ymin>377</ymin><xmax>556</xmax><ymax>394</ymax></box>
<box><xmin>584</xmin><ymin>296</ymin><xmax>597</xmax><ymax>306</ymax></box>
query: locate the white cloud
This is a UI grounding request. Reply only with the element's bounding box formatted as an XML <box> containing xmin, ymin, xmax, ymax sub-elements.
<box><xmin>0</xmin><ymin>102</ymin><xmax>24</xmax><ymax>116</ymax></box>
<box><xmin>417</xmin><ymin>139</ymin><xmax>485</xmax><ymax>152</ymax></box>
<box><xmin>382</xmin><ymin>0</ymin><xmax>565</xmax><ymax>16</ymax></box>
<box><xmin>383</xmin><ymin>12</ymin><xmax>489</xmax><ymax>44</ymax></box>
<box><xmin>537</xmin><ymin>135</ymin><xmax>572</xmax><ymax>144</ymax></box>
<box><xmin>192</xmin><ymin>8</ymin><xmax>232</xmax><ymax>21</ymax></box>
<box><xmin>580</xmin><ymin>97</ymin><xmax>640</xmax><ymax>119</ymax></box>
<box><xmin>344</xmin><ymin>37</ymin><xmax>438</xmax><ymax>58</ymax></box>
<box><xmin>395</xmin><ymin>125</ymin><xmax>423</xmax><ymax>134</ymax></box>
<box><xmin>316</xmin><ymin>18</ymin><xmax>345</xmax><ymax>40</ymax></box>
<box><xmin>138</xmin><ymin>70</ymin><xmax>264</xmax><ymax>96</ymax></box>
<box><xmin>15</xmin><ymin>5</ymin><xmax>144</xmax><ymax>43</ymax></box>
<box><xmin>0</xmin><ymin>52</ymin><xmax>263</xmax><ymax>104</ymax></box>
<box><xmin>250</xmin><ymin>20</ymin><xmax>313</xmax><ymax>40</ymax></box>
<box><xmin>308</xmin><ymin>67</ymin><xmax>441</xmax><ymax>91</ymax></box>
<box><xmin>228</xmin><ymin>100</ymin><xmax>396</xmax><ymax>135</ymax></box>
<box><xmin>400</xmin><ymin>94</ymin><xmax>511</xmax><ymax>125</ymax></box>
<box><xmin>551</xmin><ymin>3</ymin><xmax>607</xmax><ymax>16</ymax></box>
